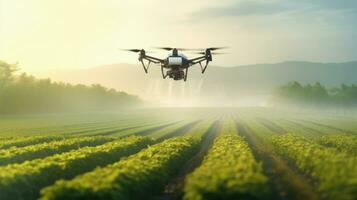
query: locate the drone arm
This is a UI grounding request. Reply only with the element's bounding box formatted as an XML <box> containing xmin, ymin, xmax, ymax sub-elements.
<box><xmin>189</xmin><ymin>56</ymin><xmax>206</xmax><ymax>62</ymax></box>
<box><xmin>190</xmin><ymin>58</ymin><xmax>207</xmax><ymax>65</ymax></box>
<box><xmin>143</xmin><ymin>55</ymin><xmax>163</xmax><ymax>64</ymax></box>
<box><xmin>139</xmin><ymin>54</ymin><xmax>164</xmax><ymax>74</ymax></box>
<box><xmin>189</xmin><ymin>57</ymin><xmax>210</xmax><ymax>74</ymax></box>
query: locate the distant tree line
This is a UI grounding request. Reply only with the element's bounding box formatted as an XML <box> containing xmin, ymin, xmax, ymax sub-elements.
<box><xmin>271</xmin><ymin>81</ymin><xmax>357</xmax><ymax>109</ymax></box>
<box><xmin>0</xmin><ymin>60</ymin><xmax>141</xmax><ymax>114</ymax></box>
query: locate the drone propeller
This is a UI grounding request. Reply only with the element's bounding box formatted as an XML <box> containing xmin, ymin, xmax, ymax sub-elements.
<box><xmin>121</xmin><ymin>49</ymin><xmax>155</xmax><ymax>54</ymax></box>
<box><xmin>154</xmin><ymin>47</ymin><xmax>197</xmax><ymax>51</ymax></box>
<box><xmin>121</xmin><ymin>49</ymin><xmax>142</xmax><ymax>53</ymax></box>
<box><xmin>206</xmin><ymin>47</ymin><xmax>228</xmax><ymax>51</ymax></box>
<box><xmin>154</xmin><ymin>47</ymin><xmax>173</xmax><ymax>51</ymax></box>
<box><xmin>194</xmin><ymin>52</ymin><xmax>227</xmax><ymax>55</ymax></box>
<box><xmin>185</xmin><ymin>47</ymin><xmax>228</xmax><ymax>52</ymax></box>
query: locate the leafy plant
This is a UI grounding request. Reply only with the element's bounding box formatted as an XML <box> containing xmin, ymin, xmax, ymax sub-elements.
<box><xmin>184</xmin><ymin>120</ymin><xmax>270</xmax><ymax>200</ymax></box>
<box><xmin>40</xmin><ymin>136</ymin><xmax>199</xmax><ymax>200</ymax></box>
<box><xmin>0</xmin><ymin>136</ymin><xmax>152</xmax><ymax>200</ymax></box>
<box><xmin>272</xmin><ymin>134</ymin><xmax>357</xmax><ymax>200</ymax></box>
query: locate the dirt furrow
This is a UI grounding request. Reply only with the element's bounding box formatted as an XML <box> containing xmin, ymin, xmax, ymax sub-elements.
<box><xmin>284</xmin><ymin>120</ymin><xmax>325</xmax><ymax>135</ymax></box>
<box><xmin>236</xmin><ymin>120</ymin><xmax>320</xmax><ymax>200</ymax></box>
<box><xmin>152</xmin><ymin>121</ymin><xmax>220</xmax><ymax>200</ymax></box>
<box><xmin>157</xmin><ymin>120</ymin><xmax>201</xmax><ymax>141</ymax></box>
<box><xmin>255</xmin><ymin>117</ymin><xmax>287</xmax><ymax>134</ymax></box>
<box><xmin>73</xmin><ymin>126</ymin><xmax>122</xmax><ymax>135</ymax></box>
<box><xmin>300</xmin><ymin>119</ymin><xmax>355</xmax><ymax>134</ymax></box>
<box><xmin>92</xmin><ymin>124</ymin><xmax>165</xmax><ymax>136</ymax></box>
<box><xmin>134</xmin><ymin>121</ymin><xmax>181</xmax><ymax>136</ymax></box>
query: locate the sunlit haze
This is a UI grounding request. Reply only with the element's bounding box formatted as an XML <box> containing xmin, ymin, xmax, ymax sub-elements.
<box><xmin>1</xmin><ymin>0</ymin><xmax>357</xmax><ymax>73</ymax></box>
<box><xmin>0</xmin><ymin>2</ymin><xmax>356</xmax><ymax>198</ymax></box>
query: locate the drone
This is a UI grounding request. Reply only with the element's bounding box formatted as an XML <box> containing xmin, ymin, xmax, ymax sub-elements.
<box><xmin>122</xmin><ymin>47</ymin><xmax>226</xmax><ymax>81</ymax></box>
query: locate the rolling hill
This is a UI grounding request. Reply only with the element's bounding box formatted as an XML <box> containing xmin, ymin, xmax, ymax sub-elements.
<box><xmin>36</xmin><ymin>61</ymin><xmax>357</xmax><ymax>106</ymax></box>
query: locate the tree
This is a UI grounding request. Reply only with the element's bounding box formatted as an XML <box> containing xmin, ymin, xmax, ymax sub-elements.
<box><xmin>0</xmin><ymin>60</ymin><xmax>141</xmax><ymax>114</ymax></box>
<box><xmin>271</xmin><ymin>81</ymin><xmax>357</xmax><ymax>109</ymax></box>
<box><xmin>0</xmin><ymin>61</ymin><xmax>18</xmax><ymax>89</ymax></box>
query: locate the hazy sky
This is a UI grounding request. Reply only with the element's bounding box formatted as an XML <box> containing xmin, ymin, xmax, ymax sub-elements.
<box><xmin>0</xmin><ymin>0</ymin><xmax>356</xmax><ymax>73</ymax></box>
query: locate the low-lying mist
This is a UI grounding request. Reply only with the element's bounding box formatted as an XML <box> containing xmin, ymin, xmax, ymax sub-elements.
<box><xmin>141</xmin><ymin>79</ymin><xmax>270</xmax><ymax>107</ymax></box>
<box><xmin>35</xmin><ymin>61</ymin><xmax>357</xmax><ymax>108</ymax></box>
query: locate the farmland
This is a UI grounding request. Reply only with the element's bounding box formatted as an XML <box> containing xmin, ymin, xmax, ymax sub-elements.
<box><xmin>0</xmin><ymin>108</ymin><xmax>356</xmax><ymax>200</ymax></box>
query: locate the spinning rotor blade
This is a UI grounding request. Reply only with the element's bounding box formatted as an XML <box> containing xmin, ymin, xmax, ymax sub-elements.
<box><xmin>207</xmin><ymin>47</ymin><xmax>228</xmax><ymax>51</ymax></box>
<box><xmin>121</xmin><ymin>49</ymin><xmax>154</xmax><ymax>53</ymax></box>
<box><xmin>188</xmin><ymin>47</ymin><xmax>228</xmax><ymax>51</ymax></box>
<box><xmin>154</xmin><ymin>47</ymin><xmax>197</xmax><ymax>51</ymax></box>
<box><xmin>193</xmin><ymin>52</ymin><xmax>227</xmax><ymax>55</ymax></box>
<box><xmin>154</xmin><ymin>47</ymin><xmax>173</xmax><ymax>51</ymax></box>
<box><xmin>121</xmin><ymin>49</ymin><xmax>142</xmax><ymax>53</ymax></box>
<box><xmin>153</xmin><ymin>47</ymin><xmax>228</xmax><ymax>52</ymax></box>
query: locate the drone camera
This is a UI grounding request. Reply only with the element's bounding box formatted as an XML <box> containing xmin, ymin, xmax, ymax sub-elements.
<box><xmin>167</xmin><ymin>70</ymin><xmax>185</xmax><ymax>80</ymax></box>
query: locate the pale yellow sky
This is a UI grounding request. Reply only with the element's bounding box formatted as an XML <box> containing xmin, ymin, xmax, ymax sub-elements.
<box><xmin>0</xmin><ymin>0</ymin><xmax>356</xmax><ymax>73</ymax></box>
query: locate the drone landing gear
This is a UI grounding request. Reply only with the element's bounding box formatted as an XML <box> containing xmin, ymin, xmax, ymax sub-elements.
<box><xmin>199</xmin><ymin>60</ymin><xmax>209</xmax><ymax>74</ymax></box>
<box><xmin>161</xmin><ymin>66</ymin><xmax>168</xmax><ymax>79</ymax></box>
<box><xmin>184</xmin><ymin>68</ymin><xmax>188</xmax><ymax>82</ymax></box>
<box><xmin>140</xmin><ymin>60</ymin><xmax>151</xmax><ymax>73</ymax></box>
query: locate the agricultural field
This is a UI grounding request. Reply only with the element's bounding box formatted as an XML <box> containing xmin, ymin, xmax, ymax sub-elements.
<box><xmin>0</xmin><ymin>108</ymin><xmax>356</xmax><ymax>200</ymax></box>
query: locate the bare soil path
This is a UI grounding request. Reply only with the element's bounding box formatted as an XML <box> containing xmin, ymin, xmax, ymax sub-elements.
<box><xmin>152</xmin><ymin>121</ymin><xmax>220</xmax><ymax>200</ymax></box>
<box><xmin>236</xmin><ymin>119</ymin><xmax>320</xmax><ymax>200</ymax></box>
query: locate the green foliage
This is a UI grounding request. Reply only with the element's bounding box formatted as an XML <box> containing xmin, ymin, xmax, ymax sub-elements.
<box><xmin>272</xmin><ymin>134</ymin><xmax>357</xmax><ymax>200</ymax></box>
<box><xmin>40</xmin><ymin>136</ymin><xmax>199</xmax><ymax>200</ymax></box>
<box><xmin>0</xmin><ymin>61</ymin><xmax>18</xmax><ymax>89</ymax></box>
<box><xmin>273</xmin><ymin>81</ymin><xmax>328</xmax><ymax>106</ymax></box>
<box><xmin>0</xmin><ymin>136</ymin><xmax>113</xmax><ymax>165</ymax></box>
<box><xmin>0</xmin><ymin>136</ymin><xmax>152</xmax><ymax>200</ymax></box>
<box><xmin>272</xmin><ymin>81</ymin><xmax>357</xmax><ymax>108</ymax></box>
<box><xmin>184</xmin><ymin>121</ymin><xmax>270</xmax><ymax>200</ymax></box>
<box><xmin>0</xmin><ymin>60</ymin><xmax>141</xmax><ymax>114</ymax></box>
<box><xmin>0</xmin><ymin>136</ymin><xmax>65</xmax><ymax>149</ymax></box>
<box><xmin>315</xmin><ymin>134</ymin><xmax>357</xmax><ymax>155</ymax></box>
<box><xmin>147</xmin><ymin>120</ymin><xmax>192</xmax><ymax>139</ymax></box>
<box><xmin>184</xmin><ymin>120</ymin><xmax>214</xmax><ymax>138</ymax></box>
<box><xmin>0</xmin><ymin>110</ymin><xmax>356</xmax><ymax>200</ymax></box>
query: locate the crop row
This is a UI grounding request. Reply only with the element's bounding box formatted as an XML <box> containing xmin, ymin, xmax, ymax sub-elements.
<box><xmin>272</xmin><ymin>134</ymin><xmax>357</xmax><ymax>200</ymax></box>
<box><xmin>315</xmin><ymin>134</ymin><xmax>357</xmax><ymax>155</ymax></box>
<box><xmin>0</xmin><ymin>135</ymin><xmax>152</xmax><ymax>200</ymax></box>
<box><xmin>0</xmin><ymin>113</ymin><xmax>165</xmax><ymax>136</ymax></box>
<box><xmin>0</xmin><ymin>136</ymin><xmax>65</xmax><ymax>150</ymax></box>
<box><xmin>149</xmin><ymin>120</ymin><xmax>199</xmax><ymax>140</ymax></box>
<box><xmin>184</xmin><ymin>119</ymin><xmax>270</xmax><ymax>200</ymax></box>
<box><xmin>115</xmin><ymin>120</ymin><xmax>178</xmax><ymax>137</ymax></box>
<box><xmin>74</xmin><ymin>119</ymin><xmax>165</xmax><ymax>136</ymax></box>
<box><xmin>32</xmin><ymin>117</ymin><xmax>149</xmax><ymax>136</ymax></box>
<box><xmin>0</xmin><ymin>136</ymin><xmax>13</xmax><ymax>140</ymax></box>
<box><xmin>184</xmin><ymin>120</ymin><xmax>215</xmax><ymax>138</ymax></box>
<box><xmin>40</xmin><ymin>136</ymin><xmax>200</xmax><ymax>200</ymax></box>
<box><xmin>0</xmin><ymin>136</ymin><xmax>113</xmax><ymax>166</ymax></box>
<box><xmin>136</xmin><ymin>120</ymin><xmax>186</xmax><ymax>138</ymax></box>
